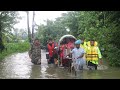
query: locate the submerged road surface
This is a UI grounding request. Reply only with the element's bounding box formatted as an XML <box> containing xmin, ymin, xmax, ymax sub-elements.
<box><xmin>0</xmin><ymin>50</ymin><xmax>120</xmax><ymax>79</ymax></box>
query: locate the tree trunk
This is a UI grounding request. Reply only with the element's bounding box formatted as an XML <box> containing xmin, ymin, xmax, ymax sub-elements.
<box><xmin>0</xmin><ymin>23</ymin><xmax>2</xmax><ymax>46</ymax></box>
<box><xmin>27</xmin><ymin>11</ymin><xmax>31</xmax><ymax>43</ymax></box>
<box><xmin>32</xmin><ymin>11</ymin><xmax>35</xmax><ymax>39</ymax></box>
<box><xmin>0</xmin><ymin>20</ymin><xmax>4</xmax><ymax>52</ymax></box>
<box><xmin>0</xmin><ymin>21</ymin><xmax>2</xmax><ymax>39</ymax></box>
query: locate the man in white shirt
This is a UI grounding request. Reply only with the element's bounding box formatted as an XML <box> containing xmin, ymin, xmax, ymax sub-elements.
<box><xmin>70</xmin><ymin>40</ymin><xmax>86</xmax><ymax>71</ymax></box>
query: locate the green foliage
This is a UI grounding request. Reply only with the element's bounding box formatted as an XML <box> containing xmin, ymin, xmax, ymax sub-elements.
<box><xmin>36</xmin><ymin>19</ymin><xmax>68</xmax><ymax>46</ymax></box>
<box><xmin>0</xmin><ymin>42</ymin><xmax>30</xmax><ymax>60</ymax></box>
<box><xmin>52</xmin><ymin>11</ymin><xmax>120</xmax><ymax>67</ymax></box>
<box><xmin>0</xmin><ymin>11</ymin><xmax>20</xmax><ymax>46</ymax></box>
<box><xmin>35</xmin><ymin>11</ymin><xmax>120</xmax><ymax>67</ymax></box>
<box><xmin>107</xmin><ymin>45</ymin><xmax>120</xmax><ymax>67</ymax></box>
<box><xmin>0</xmin><ymin>11</ymin><xmax>118</xmax><ymax>67</ymax></box>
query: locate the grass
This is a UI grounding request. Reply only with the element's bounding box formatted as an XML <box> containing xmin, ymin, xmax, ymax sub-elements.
<box><xmin>0</xmin><ymin>42</ymin><xmax>30</xmax><ymax>60</ymax></box>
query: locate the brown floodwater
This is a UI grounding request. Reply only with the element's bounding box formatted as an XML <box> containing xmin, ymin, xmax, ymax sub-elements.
<box><xmin>0</xmin><ymin>50</ymin><xmax>120</xmax><ymax>79</ymax></box>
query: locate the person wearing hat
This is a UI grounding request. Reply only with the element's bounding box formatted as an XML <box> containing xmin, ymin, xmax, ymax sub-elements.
<box><xmin>68</xmin><ymin>39</ymin><xmax>86</xmax><ymax>71</ymax></box>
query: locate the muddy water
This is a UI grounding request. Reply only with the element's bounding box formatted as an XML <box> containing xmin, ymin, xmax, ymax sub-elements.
<box><xmin>0</xmin><ymin>50</ymin><xmax>120</xmax><ymax>79</ymax></box>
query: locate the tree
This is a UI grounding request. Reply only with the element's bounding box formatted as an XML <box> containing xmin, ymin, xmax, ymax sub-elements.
<box><xmin>32</xmin><ymin>11</ymin><xmax>35</xmax><ymax>39</ymax></box>
<box><xmin>36</xmin><ymin>18</ymin><xmax>68</xmax><ymax>46</ymax></box>
<box><xmin>0</xmin><ymin>11</ymin><xmax>19</xmax><ymax>51</ymax></box>
<box><xmin>26</xmin><ymin>11</ymin><xmax>31</xmax><ymax>43</ymax></box>
<box><xmin>36</xmin><ymin>11</ymin><xmax>120</xmax><ymax>67</ymax></box>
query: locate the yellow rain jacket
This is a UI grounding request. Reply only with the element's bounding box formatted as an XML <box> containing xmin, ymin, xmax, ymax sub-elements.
<box><xmin>86</xmin><ymin>41</ymin><xmax>102</xmax><ymax>65</ymax></box>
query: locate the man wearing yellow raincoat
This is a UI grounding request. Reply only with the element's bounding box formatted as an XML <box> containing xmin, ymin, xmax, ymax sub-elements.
<box><xmin>86</xmin><ymin>39</ymin><xmax>102</xmax><ymax>70</ymax></box>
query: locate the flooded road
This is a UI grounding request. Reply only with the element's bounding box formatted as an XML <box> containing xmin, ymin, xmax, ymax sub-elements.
<box><xmin>0</xmin><ymin>50</ymin><xmax>120</xmax><ymax>79</ymax></box>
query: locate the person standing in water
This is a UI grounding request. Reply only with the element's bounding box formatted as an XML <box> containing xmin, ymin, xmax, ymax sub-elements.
<box><xmin>29</xmin><ymin>38</ymin><xmax>41</xmax><ymax>65</ymax></box>
<box><xmin>47</xmin><ymin>38</ymin><xmax>55</xmax><ymax>64</ymax></box>
<box><xmin>86</xmin><ymin>39</ymin><xmax>102</xmax><ymax>70</ymax></box>
<box><xmin>68</xmin><ymin>40</ymin><xmax>86</xmax><ymax>71</ymax></box>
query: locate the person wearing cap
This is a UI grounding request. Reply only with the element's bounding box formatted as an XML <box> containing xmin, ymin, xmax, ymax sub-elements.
<box><xmin>68</xmin><ymin>40</ymin><xmax>86</xmax><ymax>71</ymax></box>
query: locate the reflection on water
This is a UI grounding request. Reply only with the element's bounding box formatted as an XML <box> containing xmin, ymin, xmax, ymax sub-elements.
<box><xmin>0</xmin><ymin>52</ymin><xmax>32</xmax><ymax>79</ymax></box>
<box><xmin>29</xmin><ymin>65</ymin><xmax>41</xmax><ymax>79</ymax></box>
<box><xmin>0</xmin><ymin>50</ymin><xmax>120</xmax><ymax>79</ymax></box>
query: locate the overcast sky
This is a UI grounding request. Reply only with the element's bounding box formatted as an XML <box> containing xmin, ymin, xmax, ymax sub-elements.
<box><xmin>14</xmin><ymin>11</ymin><xmax>67</xmax><ymax>31</ymax></box>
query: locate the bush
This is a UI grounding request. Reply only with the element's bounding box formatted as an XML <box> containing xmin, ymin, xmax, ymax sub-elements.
<box><xmin>0</xmin><ymin>42</ymin><xmax>30</xmax><ymax>60</ymax></box>
<box><xmin>107</xmin><ymin>45</ymin><xmax>120</xmax><ymax>67</ymax></box>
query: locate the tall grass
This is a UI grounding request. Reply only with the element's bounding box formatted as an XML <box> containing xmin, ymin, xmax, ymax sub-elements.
<box><xmin>0</xmin><ymin>42</ymin><xmax>30</xmax><ymax>60</ymax></box>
